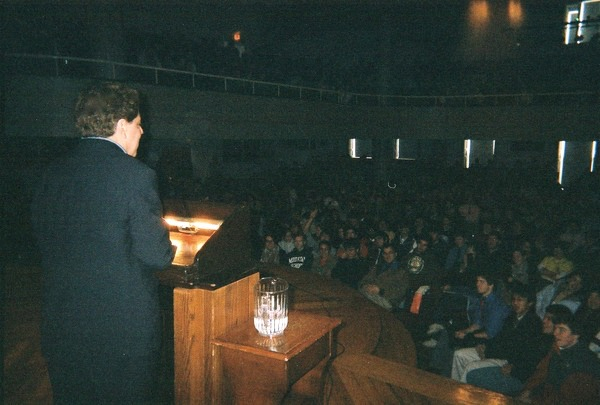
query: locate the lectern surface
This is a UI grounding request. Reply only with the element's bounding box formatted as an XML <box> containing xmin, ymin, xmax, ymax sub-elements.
<box><xmin>212</xmin><ymin>310</ymin><xmax>341</xmax><ymax>405</ymax></box>
<box><xmin>212</xmin><ymin>311</ymin><xmax>342</xmax><ymax>358</ymax></box>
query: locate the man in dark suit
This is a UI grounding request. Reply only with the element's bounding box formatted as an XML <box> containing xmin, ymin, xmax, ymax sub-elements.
<box><xmin>31</xmin><ymin>82</ymin><xmax>174</xmax><ymax>404</ymax></box>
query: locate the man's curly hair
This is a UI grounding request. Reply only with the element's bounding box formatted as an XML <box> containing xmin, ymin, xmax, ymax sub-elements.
<box><xmin>75</xmin><ymin>82</ymin><xmax>139</xmax><ymax>137</ymax></box>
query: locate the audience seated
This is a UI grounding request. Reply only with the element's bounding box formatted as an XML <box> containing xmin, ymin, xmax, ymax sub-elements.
<box><xmin>158</xmin><ymin>153</ymin><xmax>600</xmax><ymax>393</ymax></box>
<box><xmin>450</xmin><ymin>284</ymin><xmax>542</xmax><ymax>393</ymax></box>
<box><xmin>283</xmin><ymin>233</ymin><xmax>313</xmax><ymax>270</ymax></box>
<box><xmin>311</xmin><ymin>240</ymin><xmax>337</xmax><ymax>278</ymax></box>
<box><xmin>476</xmin><ymin>232</ymin><xmax>508</xmax><ymax>283</ymax></box>
<box><xmin>259</xmin><ymin>233</ymin><xmax>281</xmax><ymax>265</ymax></box>
<box><xmin>517</xmin><ymin>310</ymin><xmax>600</xmax><ymax>404</ymax></box>
<box><xmin>394</xmin><ymin>223</ymin><xmax>416</xmax><ymax>259</ymax></box>
<box><xmin>359</xmin><ymin>243</ymin><xmax>408</xmax><ymax>311</ymax></box>
<box><xmin>278</xmin><ymin>229</ymin><xmax>295</xmax><ymax>255</ymax></box>
<box><xmin>536</xmin><ymin>244</ymin><xmax>574</xmax><ymax>288</ymax></box>
<box><xmin>536</xmin><ymin>271</ymin><xmax>585</xmax><ymax>319</ymax></box>
<box><xmin>336</xmin><ymin>225</ymin><xmax>369</xmax><ymax>260</ymax></box>
<box><xmin>506</xmin><ymin>249</ymin><xmax>531</xmax><ymax>287</ymax></box>
<box><xmin>573</xmin><ymin>285</ymin><xmax>600</xmax><ymax>344</ymax></box>
<box><xmin>366</xmin><ymin>231</ymin><xmax>389</xmax><ymax>268</ymax></box>
<box><xmin>428</xmin><ymin>228</ymin><xmax>450</xmax><ymax>266</ymax></box>
<box><xmin>466</xmin><ymin>304</ymin><xmax>572</xmax><ymax>396</ymax></box>
<box><xmin>443</xmin><ymin>232</ymin><xmax>475</xmax><ymax>288</ymax></box>
<box><xmin>403</xmin><ymin>238</ymin><xmax>443</xmax><ymax>302</ymax></box>
<box><xmin>330</xmin><ymin>239</ymin><xmax>369</xmax><ymax>289</ymax></box>
<box><xmin>426</xmin><ymin>271</ymin><xmax>510</xmax><ymax>376</ymax></box>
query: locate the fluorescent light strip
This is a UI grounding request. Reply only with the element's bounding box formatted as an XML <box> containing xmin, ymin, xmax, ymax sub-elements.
<box><xmin>558</xmin><ymin>141</ymin><xmax>566</xmax><ymax>185</ymax></box>
<box><xmin>578</xmin><ymin>2</ymin><xmax>589</xmax><ymax>43</ymax></box>
<box><xmin>591</xmin><ymin>141</ymin><xmax>597</xmax><ymax>172</ymax></box>
<box><xmin>566</xmin><ymin>10</ymin><xmax>579</xmax><ymax>44</ymax></box>
<box><xmin>464</xmin><ymin>139</ymin><xmax>471</xmax><ymax>169</ymax></box>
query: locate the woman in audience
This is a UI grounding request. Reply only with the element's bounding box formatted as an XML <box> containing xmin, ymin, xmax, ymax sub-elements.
<box><xmin>278</xmin><ymin>229</ymin><xmax>295</xmax><ymax>254</ymax></box>
<box><xmin>259</xmin><ymin>233</ymin><xmax>281</xmax><ymax>264</ymax></box>
<box><xmin>311</xmin><ymin>240</ymin><xmax>337</xmax><ymax>278</ymax></box>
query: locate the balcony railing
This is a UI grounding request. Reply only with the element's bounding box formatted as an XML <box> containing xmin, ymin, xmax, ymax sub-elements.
<box><xmin>6</xmin><ymin>53</ymin><xmax>599</xmax><ymax>108</ymax></box>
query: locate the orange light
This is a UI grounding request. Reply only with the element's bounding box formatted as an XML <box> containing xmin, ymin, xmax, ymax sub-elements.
<box><xmin>233</xmin><ymin>31</ymin><xmax>241</xmax><ymax>42</ymax></box>
<box><xmin>508</xmin><ymin>0</ymin><xmax>524</xmax><ymax>28</ymax></box>
<box><xmin>469</xmin><ymin>0</ymin><xmax>490</xmax><ymax>28</ymax></box>
<box><xmin>164</xmin><ymin>217</ymin><xmax>222</xmax><ymax>232</ymax></box>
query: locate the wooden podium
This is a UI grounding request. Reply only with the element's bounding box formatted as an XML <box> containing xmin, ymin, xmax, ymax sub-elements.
<box><xmin>160</xmin><ymin>201</ymin><xmax>260</xmax><ymax>404</ymax></box>
<box><xmin>173</xmin><ymin>272</ymin><xmax>259</xmax><ymax>404</ymax></box>
<box><xmin>162</xmin><ymin>201</ymin><xmax>341</xmax><ymax>404</ymax></box>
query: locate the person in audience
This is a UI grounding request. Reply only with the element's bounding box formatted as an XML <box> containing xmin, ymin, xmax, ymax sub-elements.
<box><xmin>536</xmin><ymin>271</ymin><xmax>585</xmax><ymax>319</ymax></box>
<box><xmin>536</xmin><ymin>244</ymin><xmax>574</xmax><ymax>286</ymax></box>
<box><xmin>504</xmin><ymin>219</ymin><xmax>527</xmax><ymax>253</ymax></box>
<box><xmin>454</xmin><ymin>272</ymin><xmax>511</xmax><ymax>342</ymax></box>
<box><xmin>466</xmin><ymin>304</ymin><xmax>572</xmax><ymax>396</ymax></box>
<box><xmin>450</xmin><ymin>284</ymin><xmax>542</xmax><ymax>390</ymax></box>
<box><xmin>428</xmin><ymin>228</ymin><xmax>449</xmax><ymax>266</ymax></box>
<box><xmin>476</xmin><ymin>232</ymin><xmax>507</xmax><ymax>281</ymax></box>
<box><xmin>301</xmin><ymin>207</ymin><xmax>320</xmax><ymax>252</ymax></box>
<box><xmin>517</xmin><ymin>311</ymin><xmax>600</xmax><ymax>404</ymax></box>
<box><xmin>412</xmin><ymin>217</ymin><xmax>428</xmax><ymax>244</ymax></box>
<box><xmin>331</xmin><ymin>239</ymin><xmax>369</xmax><ymax>289</ymax></box>
<box><xmin>507</xmin><ymin>249</ymin><xmax>530</xmax><ymax>286</ymax></box>
<box><xmin>336</xmin><ymin>224</ymin><xmax>369</xmax><ymax>259</ymax></box>
<box><xmin>444</xmin><ymin>232</ymin><xmax>468</xmax><ymax>273</ymax></box>
<box><xmin>377</xmin><ymin>219</ymin><xmax>395</xmax><ymax>244</ymax></box>
<box><xmin>360</xmin><ymin>243</ymin><xmax>408</xmax><ymax>311</ymax></box>
<box><xmin>519</xmin><ymin>239</ymin><xmax>537</xmax><ymax>271</ymax></box>
<box><xmin>331</xmin><ymin>239</ymin><xmax>369</xmax><ymax>288</ymax></box>
<box><xmin>572</xmin><ymin>231</ymin><xmax>600</xmax><ymax>271</ymax></box>
<box><xmin>589</xmin><ymin>327</ymin><xmax>600</xmax><ymax>360</ymax></box>
<box><xmin>403</xmin><ymin>237</ymin><xmax>444</xmax><ymax>317</ymax></box>
<box><xmin>426</xmin><ymin>271</ymin><xmax>510</xmax><ymax>376</ymax></box>
<box><xmin>367</xmin><ymin>230</ymin><xmax>389</xmax><ymax>268</ymax></box>
<box><xmin>284</xmin><ymin>233</ymin><xmax>313</xmax><ymax>270</ymax></box>
<box><xmin>311</xmin><ymin>240</ymin><xmax>337</xmax><ymax>278</ymax></box>
<box><xmin>573</xmin><ymin>285</ymin><xmax>600</xmax><ymax>344</ymax></box>
<box><xmin>559</xmin><ymin>220</ymin><xmax>585</xmax><ymax>255</ymax></box>
<box><xmin>278</xmin><ymin>229</ymin><xmax>295</xmax><ymax>255</ymax></box>
<box><xmin>259</xmin><ymin>233</ymin><xmax>281</xmax><ymax>265</ymax></box>
<box><xmin>439</xmin><ymin>216</ymin><xmax>454</xmax><ymax>243</ymax></box>
<box><xmin>395</xmin><ymin>223</ymin><xmax>416</xmax><ymax>259</ymax></box>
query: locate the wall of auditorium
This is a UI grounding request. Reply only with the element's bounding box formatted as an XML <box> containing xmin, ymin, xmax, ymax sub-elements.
<box><xmin>5</xmin><ymin>75</ymin><xmax>600</xmax><ymax>143</ymax></box>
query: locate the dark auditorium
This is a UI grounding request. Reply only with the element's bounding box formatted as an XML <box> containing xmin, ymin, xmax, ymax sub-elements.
<box><xmin>3</xmin><ymin>1</ymin><xmax>600</xmax><ymax>404</ymax></box>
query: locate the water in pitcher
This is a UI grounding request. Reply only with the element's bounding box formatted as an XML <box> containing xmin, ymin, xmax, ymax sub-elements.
<box><xmin>254</xmin><ymin>277</ymin><xmax>289</xmax><ymax>337</ymax></box>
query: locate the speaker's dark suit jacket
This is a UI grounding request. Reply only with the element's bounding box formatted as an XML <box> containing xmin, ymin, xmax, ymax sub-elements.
<box><xmin>31</xmin><ymin>138</ymin><xmax>174</xmax><ymax>358</ymax></box>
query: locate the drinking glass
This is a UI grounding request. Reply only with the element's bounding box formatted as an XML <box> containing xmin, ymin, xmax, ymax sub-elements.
<box><xmin>254</xmin><ymin>277</ymin><xmax>289</xmax><ymax>337</ymax></box>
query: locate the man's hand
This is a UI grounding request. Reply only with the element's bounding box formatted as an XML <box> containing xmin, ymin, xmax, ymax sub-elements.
<box><xmin>501</xmin><ymin>364</ymin><xmax>513</xmax><ymax>376</ymax></box>
<box><xmin>473</xmin><ymin>331</ymin><xmax>489</xmax><ymax>339</ymax></box>
<box><xmin>517</xmin><ymin>390</ymin><xmax>532</xmax><ymax>403</ymax></box>
<box><xmin>455</xmin><ymin>330</ymin><xmax>467</xmax><ymax>339</ymax></box>
<box><xmin>364</xmin><ymin>284</ymin><xmax>380</xmax><ymax>295</ymax></box>
<box><xmin>475</xmin><ymin>344</ymin><xmax>486</xmax><ymax>359</ymax></box>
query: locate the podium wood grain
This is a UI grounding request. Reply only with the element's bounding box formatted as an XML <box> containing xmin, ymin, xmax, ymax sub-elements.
<box><xmin>173</xmin><ymin>272</ymin><xmax>259</xmax><ymax>405</ymax></box>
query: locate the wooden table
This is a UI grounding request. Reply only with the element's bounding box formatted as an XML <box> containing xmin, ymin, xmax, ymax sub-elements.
<box><xmin>212</xmin><ymin>311</ymin><xmax>341</xmax><ymax>405</ymax></box>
